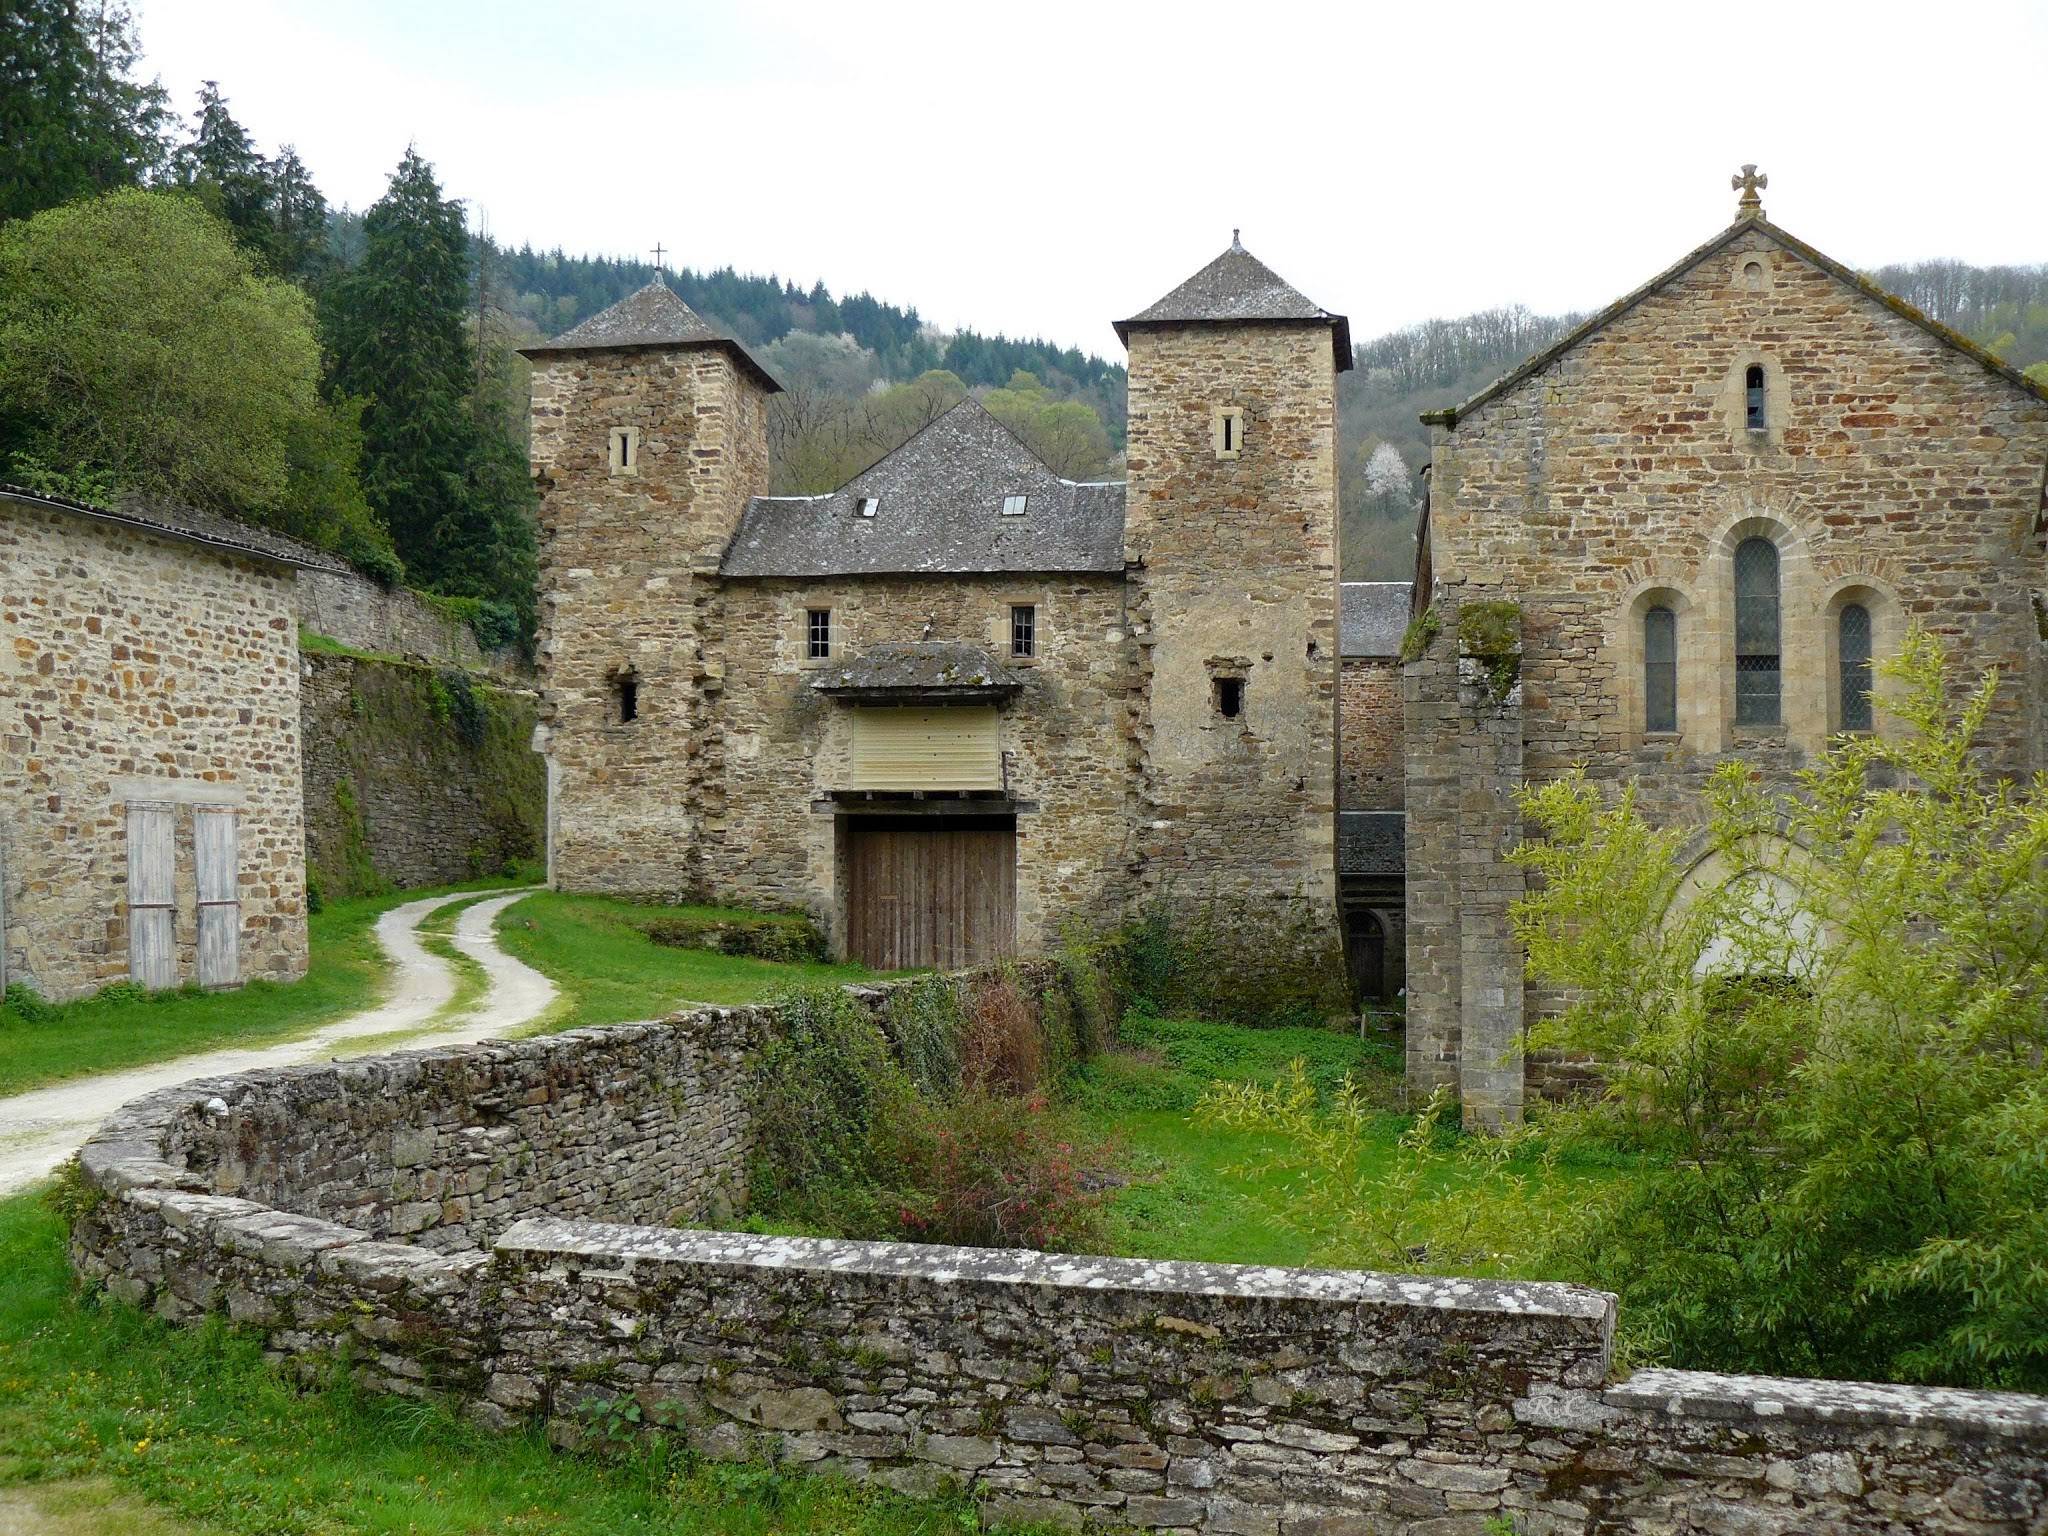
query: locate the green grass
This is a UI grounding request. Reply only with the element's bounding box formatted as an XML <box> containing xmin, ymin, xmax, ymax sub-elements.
<box><xmin>494</xmin><ymin>891</ymin><xmax>888</xmax><ymax>1028</ymax></box>
<box><xmin>0</xmin><ymin>1193</ymin><xmax>1045</xmax><ymax>1535</ymax></box>
<box><xmin>1072</xmin><ymin>1014</ymin><xmax>1618</xmax><ymax>1274</ymax></box>
<box><xmin>0</xmin><ymin>879</ymin><xmax>520</xmax><ymax>1099</ymax></box>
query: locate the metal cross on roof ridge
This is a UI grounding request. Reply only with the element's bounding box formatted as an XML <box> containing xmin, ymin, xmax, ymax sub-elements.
<box><xmin>651</xmin><ymin>241</ymin><xmax>667</xmax><ymax>272</ymax></box>
<box><xmin>1732</xmin><ymin>164</ymin><xmax>1768</xmax><ymax>220</ymax></box>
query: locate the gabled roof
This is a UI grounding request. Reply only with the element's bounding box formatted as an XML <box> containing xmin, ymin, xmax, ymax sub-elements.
<box><xmin>1115</xmin><ymin>236</ymin><xmax>1352</xmax><ymax>369</ymax></box>
<box><xmin>1421</xmin><ymin>215</ymin><xmax>2048</xmax><ymax>430</ymax></box>
<box><xmin>721</xmin><ymin>398</ymin><xmax>1126</xmax><ymax>579</ymax></box>
<box><xmin>1338</xmin><ymin>810</ymin><xmax>1406</xmax><ymax>877</ymax></box>
<box><xmin>518</xmin><ymin>280</ymin><xmax>782</xmax><ymax>392</ymax></box>
<box><xmin>1339</xmin><ymin>581</ymin><xmax>1413</xmax><ymax>658</ymax></box>
<box><xmin>1</xmin><ymin>484</ymin><xmax>346</xmax><ymax>571</ymax></box>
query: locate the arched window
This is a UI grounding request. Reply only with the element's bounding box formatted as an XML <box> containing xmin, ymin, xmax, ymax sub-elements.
<box><xmin>1745</xmin><ymin>365</ymin><xmax>1766</xmax><ymax>430</ymax></box>
<box><xmin>1734</xmin><ymin>536</ymin><xmax>1781</xmax><ymax>726</ymax></box>
<box><xmin>1839</xmin><ymin>602</ymin><xmax>1873</xmax><ymax>732</ymax></box>
<box><xmin>1644</xmin><ymin>604</ymin><xmax>1678</xmax><ymax>733</ymax></box>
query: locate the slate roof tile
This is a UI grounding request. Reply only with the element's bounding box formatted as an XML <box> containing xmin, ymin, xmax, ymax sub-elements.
<box><xmin>518</xmin><ymin>281</ymin><xmax>782</xmax><ymax>391</ymax></box>
<box><xmin>2</xmin><ymin>484</ymin><xmax>346</xmax><ymax>571</ymax></box>
<box><xmin>1115</xmin><ymin>236</ymin><xmax>1352</xmax><ymax>367</ymax></box>
<box><xmin>1340</xmin><ymin>581</ymin><xmax>1414</xmax><ymax>658</ymax></box>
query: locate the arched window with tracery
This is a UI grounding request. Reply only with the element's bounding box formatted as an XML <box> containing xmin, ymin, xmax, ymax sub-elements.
<box><xmin>1734</xmin><ymin>536</ymin><xmax>1781</xmax><ymax>726</ymax></box>
<box><xmin>1644</xmin><ymin>604</ymin><xmax>1678</xmax><ymax>733</ymax></box>
<box><xmin>1838</xmin><ymin>602</ymin><xmax>1873</xmax><ymax>732</ymax></box>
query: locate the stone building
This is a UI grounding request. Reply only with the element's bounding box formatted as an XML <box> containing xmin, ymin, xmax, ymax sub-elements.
<box><xmin>0</xmin><ymin>485</ymin><xmax>334</xmax><ymax>1000</ymax></box>
<box><xmin>1406</xmin><ymin>173</ymin><xmax>2048</xmax><ymax>1122</ymax></box>
<box><xmin>525</xmin><ymin>240</ymin><xmax>1358</xmax><ymax>970</ymax></box>
<box><xmin>1337</xmin><ymin>581</ymin><xmax>1409</xmax><ymax>1001</ymax></box>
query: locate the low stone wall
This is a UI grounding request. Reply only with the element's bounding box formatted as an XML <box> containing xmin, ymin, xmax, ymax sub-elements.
<box><xmin>70</xmin><ymin>987</ymin><xmax>2048</xmax><ymax>1535</ymax></box>
<box><xmin>300</xmin><ymin>652</ymin><xmax>545</xmax><ymax>899</ymax></box>
<box><xmin>296</xmin><ymin>567</ymin><xmax>505</xmax><ymax>672</ymax></box>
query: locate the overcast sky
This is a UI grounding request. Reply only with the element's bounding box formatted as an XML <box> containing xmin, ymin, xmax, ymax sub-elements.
<box><xmin>133</xmin><ymin>0</ymin><xmax>2046</xmax><ymax>358</ymax></box>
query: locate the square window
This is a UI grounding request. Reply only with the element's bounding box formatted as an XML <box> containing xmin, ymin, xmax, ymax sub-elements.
<box><xmin>856</xmin><ymin>496</ymin><xmax>879</xmax><ymax>518</ymax></box>
<box><xmin>1010</xmin><ymin>604</ymin><xmax>1036</xmax><ymax>659</ymax></box>
<box><xmin>1002</xmin><ymin>494</ymin><xmax>1028</xmax><ymax>516</ymax></box>
<box><xmin>807</xmin><ymin>608</ymin><xmax>832</xmax><ymax>660</ymax></box>
<box><xmin>608</xmin><ymin>426</ymin><xmax>638</xmax><ymax>475</ymax></box>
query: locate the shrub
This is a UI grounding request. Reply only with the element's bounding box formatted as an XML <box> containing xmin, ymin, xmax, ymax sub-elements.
<box><xmin>643</xmin><ymin>913</ymin><xmax>827</xmax><ymax>964</ymax></box>
<box><xmin>2</xmin><ymin>981</ymin><xmax>55</xmax><ymax>1025</ymax></box>
<box><xmin>1112</xmin><ymin>895</ymin><xmax>1350</xmax><ymax>1029</ymax></box>
<box><xmin>893</xmin><ymin>1091</ymin><xmax>1110</xmax><ymax>1252</ymax></box>
<box><xmin>879</xmin><ymin>977</ymin><xmax>963</xmax><ymax>1099</ymax></box>
<box><xmin>1511</xmin><ymin>631</ymin><xmax>2048</xmax><ymax>1388</ymax></box>
<box><xmin>958</xmin><ymin>973</ymin><xmax>1045</xmax><ymax>1095</ymax></box>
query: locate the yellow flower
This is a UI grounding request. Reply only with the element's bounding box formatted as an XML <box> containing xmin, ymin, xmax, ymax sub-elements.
<box><xmin>133</xmin><ymin>1438</ymin><xmax>151</xmax><ymax>1454</ymax></box>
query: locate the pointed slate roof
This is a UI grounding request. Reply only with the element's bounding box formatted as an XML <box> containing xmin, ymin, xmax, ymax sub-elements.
<box><xmin>1115</xmin><ymin>237</ymin><xmax>1352</xmax><ymax>369</ymax></box>
<box><xmin>1421</xmin><ymin>215</ymin><xmax>2048</xmax><ymax>430</ymax></box>
<box><xmin>721</xmin><ymin>398</ymin><xmax>1125</xmax><ymax>578</ymax></box>
<box><xmin>518</xmin><ymin>280</ymin><xmax>782</xmax><ymax>391</ymax></box>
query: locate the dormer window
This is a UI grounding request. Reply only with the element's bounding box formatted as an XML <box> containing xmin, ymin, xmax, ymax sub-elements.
<box><xmin>856</xmin><ymin>496</ymin><xmax>879</xmax><ymax>518</ymax></box>
<box><xmin>608</xmin><ymin>426</ymin><xmax>638</xmax><ymax>475</ymax></box>
<box><xmin>1744</xmin><ymin>366</ymin><xmax>1765</xmax><ymax>431</ymax></box>
<box><xmin>1002</xmin><ymin>494</ymin><xmax>1028</xmax><ymax>516</ymax></box>
<box><xmin>1213</xmin><ymin>406</ymin><xmax>1244</xmax><ymax>460</ymax></box>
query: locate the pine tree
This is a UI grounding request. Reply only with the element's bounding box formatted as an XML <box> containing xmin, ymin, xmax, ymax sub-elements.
<box><xmin>321</xmin><ymin>148</ymin><xmax>534</xmax><ymax>622</ymax></box>
<box><xmin>267</xmin><ymin>145</ymin><xmax>328</xmax><ymax>282</ymax></box>
<box><xmin>0</xmin><ymin>0</ymin><xmax>172</xmax><ymax>220</ymax></box>
<box><xmin>178</xmin><ymin>80</ymin><xmax>272</xmax><ymax>252</ymax></box>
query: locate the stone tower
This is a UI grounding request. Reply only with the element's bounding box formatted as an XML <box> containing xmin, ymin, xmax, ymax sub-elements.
<box><xmin>520</xmin><ymin>282</ymin><xmax>780</xmax><ymax>895</ymax></box>
<box><xmin>1116</xmin><ymin>236</ymin><xmax>1349</xmax><ymax>935</ymax></box>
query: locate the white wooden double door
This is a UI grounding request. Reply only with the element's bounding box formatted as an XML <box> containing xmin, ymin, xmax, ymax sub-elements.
<box><xmin>126</xmin><ymin>805</ymin><xmax>239</xmax><ymax>989</ymax></box>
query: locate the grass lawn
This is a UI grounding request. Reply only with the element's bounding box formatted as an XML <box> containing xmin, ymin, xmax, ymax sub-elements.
<box><xmin>1071</xmin><ymin>1014</ymin><xmax>1621</xmax><ymax>1274</ymax></box>
<box><xmin>495</xmin><ymin>891</ymin><xmax>888</xmax><ymax>1028</ymax></box>
<box><xmin>0</xmin><ymin>1193</ymin><xmax>1043</xmax><ymax>1536</ymax></box>
<box><xmin>0</xmin><ymin>879</ymin><xmax>521</xmax><ymax>1100</ymax></box>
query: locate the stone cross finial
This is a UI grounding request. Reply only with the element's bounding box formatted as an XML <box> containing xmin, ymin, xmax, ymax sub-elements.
<box><xmin>1231</xmin><ymin>228</ymin><xmax>1243</xmax><ymax>251</ymax></box>
<box><xmin>1731</xmin><ymin>165</ymin><xmax>1768</xmax><ymax>219</ymax></box>
<box><xmin>651</xmin><ymin>241</ymin><xmax>667</xmax><ymax>272</ymax></box>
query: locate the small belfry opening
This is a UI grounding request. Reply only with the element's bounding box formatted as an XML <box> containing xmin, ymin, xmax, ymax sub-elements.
<box><xmin>1744</xmin><ymin>365</ymin><xmax>1766</xmax><ymax>430</ymax></box>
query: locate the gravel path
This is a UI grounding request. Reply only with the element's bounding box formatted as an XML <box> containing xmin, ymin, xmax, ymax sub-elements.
<box><xmin>0</xmin><ymin>888</ymin><xmax>556</xmax><ymax>1194</ymax></box>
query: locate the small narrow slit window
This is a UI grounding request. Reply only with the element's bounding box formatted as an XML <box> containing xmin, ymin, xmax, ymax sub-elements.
<box><xmin>1010</xmin><ymin>604</ymin><xmax>1036</xmax><ymax>659</ymax></box>
<box><xmin>1214</xmin><ymin>406</ymin><xmax>1244</xmax><ymax>460</ymax></box>
<box><xmin>1214</xmin><ymin>677</ymin><xmax>1244</xmax><ymax>719</ymax></box>
<box><xmin>856</xmin><ymin>496</ymin><xmax>879</xmax><ymax>518</ymax></box>
<box><xmin>1002</xmin><ymin>494</ymin><xmax>1028</xmax><ymax>517</ymax></box>
<box><xmin>807</xmin><ymin>608</ymin><xmax>832</xmax><ymax>661</ymax></box>
<box><xmin>1839</xmin><ymin>603</ymin><xmax>1873</xmax><ymax>732</ymax></box>
<box><xmin>614</xmin><ymin>670</ymin><xmax>639</xmax><ymax>723</ymax></box>
<box><xmin>1744</xmin><ymin>366</ymin><xmax>1766</xmax><ymax>431</ymax></box>
<box><xmin>1644</xmin><ymin>604</ymin><xmax>1678</xmax><ymax>734</ymax></box>
<box><xmin>608</xmin><ymin>426</ymin><xmax>638</xmax><ymax>474</ymax></box>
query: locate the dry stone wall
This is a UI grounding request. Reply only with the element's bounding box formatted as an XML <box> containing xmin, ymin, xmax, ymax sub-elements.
<box><xmin>0</xmin><ymin>500</ymin><xmax>307</xmax><ymax>999</ymax></box>
<box><xmin>298</xmin><ymin>652</ymin><xmax>544</xmax><ymax>898</ymax></box>
<box><xmin>295</xmin><ymin>567</ymin><xmax>502</xmax><ymax>672</ymax></box>
<box><xmin>72</xmin><ymin>982</ymin><xmax>2048</xmax><ymax>1534</ymax></box>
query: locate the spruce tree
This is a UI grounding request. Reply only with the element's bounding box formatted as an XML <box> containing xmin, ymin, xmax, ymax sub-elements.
<box><xmin>178</xmin><ymin>80</ymin><xmax>272</xmax><ymax>252</ymax></box>
<box><xmin>0</xmin><ymin>0</ymin><xmax>171</xmax><ymax>220</ymax></box>
<box><xmin>321</xmin><ymin>148</ymin><xmax>534</xmax><ymax>621</ymax></box>
<box><xmin>267</xmin><ymin>145</ymin><xmax>328</xmax><ymax>282</ymax></box>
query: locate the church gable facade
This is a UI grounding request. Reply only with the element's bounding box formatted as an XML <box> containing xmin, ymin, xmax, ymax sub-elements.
<box><xmin>1407</xmin><ymin>185</ymin><xmax>2048</xmax><ymax>1123</ymax></box>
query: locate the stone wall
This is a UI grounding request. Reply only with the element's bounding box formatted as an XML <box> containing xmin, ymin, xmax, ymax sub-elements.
<box><xmin>295</xmin><ymin>567</ymin><xmax>498</xmax><ymax>671</ymax></box>
<box><xmin>72</xmin><ymin>994</ymin><xmax>2048</xmax><ymax>1535</ymax></box>
<box><xmin>1409</xmin><ymin>221</ymin><xmax>2048</xmax><ymax>1110</ymax></box>
<box><xmin>299</xmin><ymin>653</ymin><xmax>544</xmax><ymax>899</ymax></box>
<box><xmin>1124</xmin><ymin>323</ymin><xmax>1341</xmax><ymax>933</ymax></box>
<box><xmin>1338</xmin><ymin>658</ymin><xmax>1404</xmax><ymax>811</ymax></box>
<box><xmin>0</xmin><ymin>500</ymin><xmax>307</xmax><ymax>999</ymax></box>
<box><xmin>529</xmin><ymin>343</ymin><xmax>773</xmax><ymax>898</ymax></box>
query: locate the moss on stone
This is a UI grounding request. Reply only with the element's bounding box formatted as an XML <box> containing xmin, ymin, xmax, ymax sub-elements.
<box><xmin>1398</xmin><ymin>602</ymin><xmax>1441</xmax><ymax>664</ymax></box>
<box><xmin>1456</xmin><ymin>600</ymin><xmax>1523</xmax><ymax>701</ymax></box>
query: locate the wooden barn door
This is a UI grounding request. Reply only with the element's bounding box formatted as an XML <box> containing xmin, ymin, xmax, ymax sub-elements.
<box><xmin>126</xmin><ymin>804</ymin><xmax>176</xmax><ymax>988</ymax></box>
<box><xmin>845</xmin><ymin>816</ymin><xmax>1016</xmax><ymax>971</ymax></box>
<box><xmin>194</xmin><ymin>810</ymin><xmax>240</xmax><ymax>988</ymax></box>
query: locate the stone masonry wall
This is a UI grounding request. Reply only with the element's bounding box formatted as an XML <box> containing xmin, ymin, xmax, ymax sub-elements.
<box><xmin>72</xmin><ymin>994</ymin><xmax>2048</xmax><ymax>1535</ymax></box>
<box><xmin>529</xmin><ymin>343</ymin><xmax>771</xmax><ymax>898</ymax></box>
<box><xmin>1410</xmin><ymin>223</ymin><xmax>2048</xmax><ymax>1109</ymax></box>
<box><xmin>1338</xmin><ymin>658</ymin><xmax>1404</xmax><ymax>811</ymax></box>
<box><xmin>700</xmin><ymin>573</ymin><xmax>1136</xmax><ymax>951</ymax></box>
<box><xmin>0</xmin><ymin>500</ymin><xmax>307</xmax><ymax>999</ymax></box>
<box><xmin>295</xmin><ymin>567</ymin><xmax>497</xmax><ymax>672</ymax></box>
<box><xmin>1124</xmin><ymin>323</ymin><xmax>1341</xmax><ymax>933</ymax></box>
<box><xmin>298</xmin><ymin>652</ymin><xmax>544</xmax><ymax>898</ymax></box>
